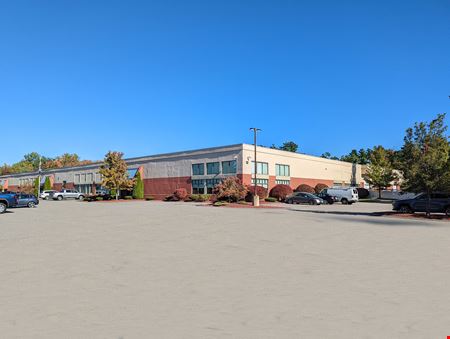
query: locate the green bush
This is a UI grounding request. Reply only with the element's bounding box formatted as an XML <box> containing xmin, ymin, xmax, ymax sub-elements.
<box><xmin>265</xmin><ymin>197</ymin><xmax>277</xmax><ymax>202</ymax></box>
<box><xmin>124</xmin><ymin>195</ymin><xmax>133</xmax><ymax>200</ymax></box>
<box><xmin>44</xmin><ymin>177</ymin><xmax>52</xmax><ymax>190</ymax></box>
<box><xmin>132</xmin><ymin>171</ymin><xmax>144</xmax><ymax>199</ymax></box>
<box><xmin>96</xmin><ymin>196</ymin><xmax>104</xmax><ymax>201</ymax></box>
<box><xmin>189</xmin><ymin>194</ymin><xmax>210</xmax><ymax>202</ymax></box>
<box><xmin>213</xmin><ymin>201</ymin><xmax>228</xmax><ymax>207</ymax></box>
<box><xmin>33</xmin><ymin>177</ymin><xmax>39</xmax><ymax>197</ymax></box>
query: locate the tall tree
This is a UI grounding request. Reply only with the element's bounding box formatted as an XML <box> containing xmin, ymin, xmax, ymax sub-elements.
<box><xmin>99</xmin><ymin>151</ymin><xmax>134</xmax><ymax>200</ymax></box>
<box><xmin>132</xmin><ymin>171</ymin><xmax>144</xmax><ymax>199</ymax></box>
<box><xmin>363</xmin><ymin>146</ymin><xmax>397</xmax><ymax>199</ymax></box>
<box><xmin>43</xmin><ymin>176</ymin><xmax>52</xmax><ymax>190</ymax></box>
<box><xmin>33</xmin><ymin>177</ymin><xmax>40</xmax><ymax>197</ymax></box>
<box><xmin>399</xmin><ymin>113</ymin><xmax>450</xmax><ymax>215</ymax></box>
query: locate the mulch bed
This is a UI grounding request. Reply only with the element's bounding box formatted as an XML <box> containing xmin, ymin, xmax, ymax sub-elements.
<box><xmin>387</xmin><ymin>212</ymin><xmax>450</xmax><ymax>221</ymax></box>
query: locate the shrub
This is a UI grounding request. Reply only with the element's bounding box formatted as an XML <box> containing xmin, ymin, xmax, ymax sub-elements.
<box><xmin>132</xmin><ymin>171</ymin><xmax>144</xmax><ymax>199</ymax></box>
<box><xmin>356</xmin><ymin>187</ymin><xmax>370</xmax><ymax>199</ymax></box>
<box><xmin>245</xmin><ymin>185</ymin><xmax>268</xmax><ymax>202</ymax></box>
<box><xmin>213</xmin><ymin>201</ymin><xmax>228</xmax><ymax>207</ymax></box>
<box><xmin>214</xmin><ymin>177</ymin><xmax>247</xmax><ymax>202</ymax></box>
<box><xmin>265</xmin><ymin>197</ymin><xmax>277</xmax><ymax>202</ymax></box>
<box><xmin>44</xmin><ymin>176</ymin><xmax>52</xmax><ymax>190</ymax></box>
<box><xmin>295</xmin><ymin>184</ymin><xmax>315</xmax><ymax>193</ymax></box>
<box><xmin>124</xmin><ymin>195</ymin><xmax>133</xmax><ymax>200</ymax></box>
<box><xmin>269</xmin><ymin>184</ymin><xmax>293</xmax><ymax>201</ymax></box>
<box><xmin>96</xmin><ymin>196</ymin><xmax>104</xmax><ymax>201</ymax></box>
<box><xmin>314</xmin><ymin>183</ymin><xmax>329</xmax><ymax>194</ymax></box>
<box><xmin>174</xmin><ymin>188</ymin><xmax>188</xmax><ymax>201</ymax></box>
<box><xmin>189</xmin><ymin>194</ymin><xmax>210</xmax><ymax>202</ymax></box>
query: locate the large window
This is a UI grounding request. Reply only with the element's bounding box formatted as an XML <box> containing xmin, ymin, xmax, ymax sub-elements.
<box><xmin>276</xmin><ymin>179</ymin><xmax>290</xmax><ymax>185</ymax></box>
<box><xmin>207</xmin><ymin>162</ymin><xmax>220</xmax><ymax>175</ymax></box>
<box><xmin>192</xmin><ymin>163</ymin><xmax>205</xmax><ymax>176</ymax></box>
<box><xmin>251</xmin><ymin>161</ymin><xmax>268</xmax><ymax>175</ymax></box>
<box><xmin>275</xmin><ymin>164</ymin><xmax>290</xmax><ymax>177</ymax></box>
<box><xmin>251</xmin><ymin>178</ymin><xmax>269</xmax><ymax>188</ymax></box>
<box><xmin>222</xmin><ymin>160</ymin><xmax>237</xmax><ymax>174</ymax></box>
<box><xmin>192</xmin><ymin>179</ymin><xmax>205</xmax><ymax>194</ymax></box>
<box><xmin>206</xmin><ymin>178</ymin><xmax>222</xmax><ymax>194</ymax></box>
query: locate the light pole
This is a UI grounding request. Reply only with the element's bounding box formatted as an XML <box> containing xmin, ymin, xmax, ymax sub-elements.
<box><xmin>249</xmin><ymin>127</ymin><xmax>261</xmax><ymax>206</ymax></box>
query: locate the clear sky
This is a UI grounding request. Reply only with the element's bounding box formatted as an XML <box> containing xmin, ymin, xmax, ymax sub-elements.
<box><xmin>1</xmin><ymin>0</ymin><xmax>449</xmax><ymax>164</ymax></box>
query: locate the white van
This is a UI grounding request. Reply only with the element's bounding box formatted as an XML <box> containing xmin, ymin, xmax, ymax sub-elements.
<box><xmin>323</xmin><ymin>187</ymin><xmax>359</xmax><ymax>204</ymax></box>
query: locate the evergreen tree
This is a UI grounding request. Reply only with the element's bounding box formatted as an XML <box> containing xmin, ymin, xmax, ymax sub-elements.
<box><xmin>33</xmin><ymin>177</ymin><xmax>40</xmax><ymax>197</ymax></box>
<box><xmin>132</xmin><ymin>171</ymin><xmax>144</xmax><ymax>199</ymax></box>
<box><xmin>44</xmin><ymin>176</ymin><xmax>52</xmax><ymax>190</ymax></box>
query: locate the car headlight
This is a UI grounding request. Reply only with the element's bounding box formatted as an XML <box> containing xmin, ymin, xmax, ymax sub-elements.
<box><xmin>315</xmin><ymin>199</ymin><xmax>321</xmax><ymax>203</ymax></box>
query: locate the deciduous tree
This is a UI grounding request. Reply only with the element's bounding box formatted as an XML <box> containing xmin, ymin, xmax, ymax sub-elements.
<box><xmin>363</xmin><ymin>146</ymin><xmax>397</xmax><ymax>199</ymax></box>
<box><xmin>99</xmin><ymin>151</ymin><xmax>134</xmax><ymax>200</ymax></box>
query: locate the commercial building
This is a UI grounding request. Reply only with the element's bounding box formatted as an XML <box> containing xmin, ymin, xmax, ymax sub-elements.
<box><xmin>0</xmin><ymin>144</ymin><xmax>365</xmax><ymax>198</ymax></box>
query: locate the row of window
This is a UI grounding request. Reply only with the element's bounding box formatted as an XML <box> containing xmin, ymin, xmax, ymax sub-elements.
<box><xmin>249</xmin><ymin>179</ymin><xmax>291</xmax><ymax>188</ymax></box>
<box><xmin>192</xmin><ymin>160</ymin><xmax>237</xmax><ymax>176</ymax></box>
<box><xmin>251</xmin><ymin>162</ymin><xmax>291</xmax><ymax>176</ymax></box>
<box><xmin>192</xmin><ymin>179</ymin><xmax>223</xmax><ymax>194</ymax></box>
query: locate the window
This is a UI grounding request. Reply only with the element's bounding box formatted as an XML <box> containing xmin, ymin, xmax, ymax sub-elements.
<box><xmin>75</xmin><ymin>174</ymin><xmax>80</xmax><ymax>184</ymax></box>
<box><xmin>276</xmin><ymin>179</ymin><xmax>290</xmax><ymax>185</ymax></box>
<box><xmin>275</xmin><ymin>164</ymin><xmax>290</xmax><ymax>177</ymax></box>
<box><xmin>206</xmin><ymin>178</ymin><xmax>222</xmax><ymax>194</ymax></box>
<box><xmin>192</xmin><ymin>163</ymin><xmax>204</xmax><ymax>176</ymax></box>
<box><xmin>81</xmin><ymin>174</ymin><xmax>86</xmax><ymax>183</ymax></box>
<box><xmin>222</xmin><ymin>160</ymin><xmax>237</xmax><ymax>174</ymax></box>
<box><xmin>251</xmin><ymin>178</ymin><xmax>269</xmax><ymax>188</ymax></box>
<box><xmin>207</xmin><ymin>162</ymin><xmax>220</xmax><ymax>175</ymax></box>
<box><xmin>192</xmin><ymin>179</ymin><xmax>205</xmax><ymax>194</ymax></box>
<box><xmin>251</xmin><ymin>161</ymin><xmax>268</xmax><ymax>175</ymax></box>
<box><xmin>87</xmin><ymin>173</ymin><xmax>93</xmax><ymax>183</ymax></box>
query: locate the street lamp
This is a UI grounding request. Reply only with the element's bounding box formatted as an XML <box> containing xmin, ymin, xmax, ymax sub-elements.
<box><xmin>249</xmin><ymin>127</ymin><xmax>261</xmax><ymax>206</ymax></box>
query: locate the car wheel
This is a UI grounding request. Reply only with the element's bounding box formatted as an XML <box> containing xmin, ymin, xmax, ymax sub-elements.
<box><xmin>27</xmin><ymin>202</ymin><xmax>36</xmax><ymax>208</ymax></box>
<box><xmin>286</xmin><ymin>199</ymin><xmax>293</xmax><ymax>204</ymax></box>
<box><xmin>57</xmin><ymin>195</ymin><xmax>63</xmax><ymax>201</ymax></box>
<box><xmin>0</xmin><ymin>203</ymin><xmax>6</xmax><ymax>214</ymax></box>
<box><xmin>328</xmin><ymin>200</ymin><xmax>334</xmax><ymax>205</ymax></box>
<box><xmin>341</xmin><ymin>198</ymin><xmax>348</xmax><ymax>205</ymax></box>
<box><xmin>309</xmin><ymin>200</ymin><xmax>315</xmax><ymax>205</ymax></box>
<box><xmin>44</xmin><ymin>197</ymin><xmax>48</xmax><ymax>200</ymax></box>
<box><xmin>78</xmin><ymin>195</ymin><xmax>85</xmax><ymax>201</ymax></box>
<box><xmin>399</xmin><ymin>205</ymin><xmax>412</xmax><ymax>214</ymax></box>
<box><xmin>445</xmin><ymin>206</ymin><xmax>450</xmax><ymax>217</ymax></box>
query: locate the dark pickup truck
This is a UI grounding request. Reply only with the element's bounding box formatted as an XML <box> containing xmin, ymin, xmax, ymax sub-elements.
<box><xmin>0</xmin><ymin>192</ymin><xmax>19</xmax><ymax>214</ymax></box>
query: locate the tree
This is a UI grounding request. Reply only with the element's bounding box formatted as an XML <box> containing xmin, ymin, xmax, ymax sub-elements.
<box><xmin>99</xmin><ymin>151</ymin><xmax>134</xmax><ymax>200</ymax></box>
<box><xmin>279</xmin><ymin>141</ymin><xmax>298</xmax><ymax>153</ymax></box>
<box><xmin>398</xmin><ymin>113</ymin><xmax>450</xmax><ymax>215</ymax></box>
<box><xmin>363</xmin><ymin>146</ymin><xmax>398</xmax><ymax>199</ymax></box>
<box><xmin>213</xmin><ymin>177</ymin><xmax>247</xmax><ymax>202</ymax></box>
<box><xmin>132</xmin><ymin>171</ymin><xmax>144</xmax><ymax>199</ymax></box>
<box><xmin>44</xmin><ymin>176</ymin><xmax>52</xmax><ymax>190</ymax></box>
<box><xmin>340</xmin><ymin>148</ymin><xmax>372</xmax><ymax>164</ymax></box>
<box><xmin>33</xmin><ymin>177</ymin><xmax>40</xmax><ymax>197</ymax></box>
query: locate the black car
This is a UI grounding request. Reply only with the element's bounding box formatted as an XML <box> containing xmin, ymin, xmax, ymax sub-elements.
<box><xmin>316</xmin><ymin>192</ymin><xmax>339</xmax><ymax>205</ymax></box>
<box><xmin>392</xmin><ymin>193</ymin><xmax>450</xmax><ymax>216</ymax></box>
<box><xmin>285</xmin><ymin>192</ymin><xmax>325</xmax><ymax>205</ymax></box>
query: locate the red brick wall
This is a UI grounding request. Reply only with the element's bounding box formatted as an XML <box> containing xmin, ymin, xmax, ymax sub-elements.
<box><xmin>237</xmin><ymin>174</ymin><xmax>252</xmax><ymax>186</ymax></box>
<box><xmin>144</xmin><ymin>176</ymin><xmax>191</xmax><ymax>200</ymax></box>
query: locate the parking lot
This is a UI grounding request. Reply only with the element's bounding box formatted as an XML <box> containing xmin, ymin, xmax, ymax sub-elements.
<box><xmin>1</xmin><ymin>200</ymin><xmax>450</xmax><ymax>338</ymax></box>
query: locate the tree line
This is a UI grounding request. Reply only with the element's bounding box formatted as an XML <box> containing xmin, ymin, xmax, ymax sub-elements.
<box><xmin>0</xmin><ymin>152</ymin><xmax>92</xmax><ymax>176</ymax></box>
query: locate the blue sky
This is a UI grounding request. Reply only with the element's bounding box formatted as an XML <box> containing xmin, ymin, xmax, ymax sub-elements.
<box><xmin>1</xmin><ymin>0</ymin><xmax>449</xmax><ymax>164</ymax></box>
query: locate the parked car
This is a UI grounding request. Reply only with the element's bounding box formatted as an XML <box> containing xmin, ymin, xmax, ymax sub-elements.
<box><xmin>285</xmin><ymin>192</ymin><xmax>324</xmax><ymax>205</ymax></box>
<box><xmin>0</xmin><ymin>192</ymin><xmax>19</xmax><ymax>214</ymax></box>
<box><xmin>40</xmin><ymin>190</ymin><xmax>56</xmax><ymax>200</ymax></box>
<box><xmin>323</xmin><ymin>187</ymin><xmax>359</xmax><ymax>204</ymax></box>
<box><xmin>316</xmin><ymin>191</ymin><xmax>339</xmax><ymax>204</ymax></box>
<box><xmin>95</xmin><ymin>188</ymin><xmax>110</xmax><ymax>196</ymax></box>
<box><xmin>52</xmin><ymin>189</ymin><xmax>85</xmax><ymax>201</ymax></box>
<box><xmin>392</xmin><ymin>193</ymin><xmax>450</xmax><ymax>216</ymax></box>
<box><xmin>15</xmin><ymin>193</ymin><xmax>39</xmax><ymax>208</ymax></box>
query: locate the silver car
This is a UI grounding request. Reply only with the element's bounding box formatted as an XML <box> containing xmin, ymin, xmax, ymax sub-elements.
<box><xmin>52</xmin><ymin>189</ymin><xmax>85</xmax><ymax>201</ymax></box>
